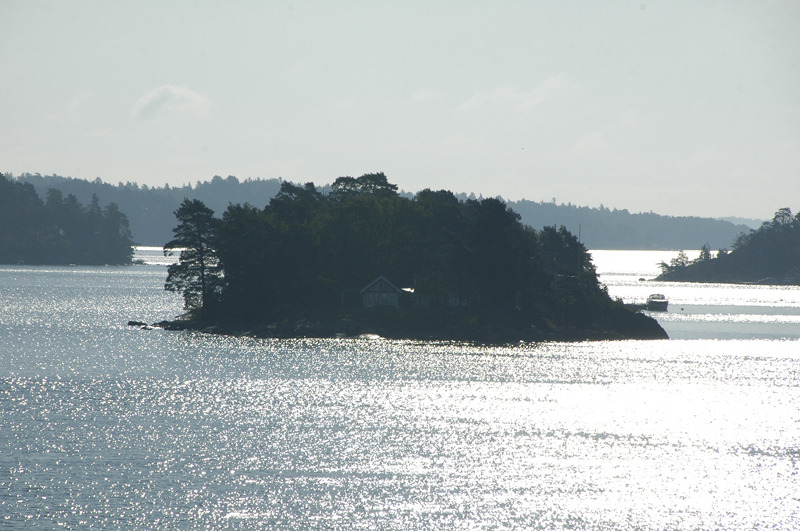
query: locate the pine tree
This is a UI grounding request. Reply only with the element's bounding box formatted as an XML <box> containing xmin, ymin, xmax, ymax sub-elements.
<box><xmin>164</xmin><ymin>199</ymin><xmax>222</xmax><ymax>311</ymax></box>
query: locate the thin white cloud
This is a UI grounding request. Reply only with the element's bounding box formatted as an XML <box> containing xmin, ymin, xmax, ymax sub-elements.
<box><xmin>520</xmin><ymin>73</ymin><xmax>573</xmax><ymax>109</ymax></box>
<box><xmin>572</xmin><ymin>130</ymin><xmax>610</xmax><ymax>154</ymax></box>
<box><xmin>49</xmin><ymin>90</ymin><xmax>96</xmax><ymax>121</ymax></box>
<box><xmin>408</xmin><ymin>88</ymin><xmax>442</xmax><ymax>103</ymax></box>
<box><xmin>458</xmin><ymin>85</ymin><xmax>518</xmax><ymax>111</ymax></box>
<box><xmin>572</xmin><ymin>111</ymin><xmax>639</xmax><ymax>155</ymax></box>
<box><xmin>457</xmin><ymin>73</ymin><xmax>573</xmax><ymax>111</ymax></box>
<box><xmin>131</xmin><ymin>85</ymin><xmax>211</xmax><ymax>120</ymax></box>
<box><xmin>65</xmin><ymin>90</ymin><xmax>96</xmax><ymax>114</ymax></box>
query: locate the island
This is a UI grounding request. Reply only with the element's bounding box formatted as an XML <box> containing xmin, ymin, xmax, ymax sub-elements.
<box><xmin>0</xmin><ymin>174</ymin><xmax>134</xmax><ymax>265</ymax></box>
<box><xmin>156</xmin><ymin>174</ymin><xmax>668</xmax><ymax>342</ymax></box>
<box><xmin>656</xmin><ymin>207</ymin><xmax>800</xmax><ymax>285</ymax></box>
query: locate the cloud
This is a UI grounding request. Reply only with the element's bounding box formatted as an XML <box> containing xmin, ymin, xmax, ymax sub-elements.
<box><xmin>519</xmin><ymin>73</ymin><xmax>574</xmax><ymax>109</ymax></box>
<box><xmin>571</xmin><ymin>111</ymin><xmax>641</xmax><ymax>155</ymax></box>
<box><xmin>572</xmin><ymin>130</ymin><xmax>610</xmax><ymax>153</ymax></box>
<box><xmin>49</xmin><ymin>90</ymin><xmax>96</xmax><ymax>121</ymax></box>
<box><xmin>131</xmin><ymin>85</ymin><xmax>211</xmax><ymax>120</ymax></box>
<box><xmin>408</xmin><ymin>88</ymin><xmax>442</xmax><ymax>103</ymax></box>
<box><xmin>457</xmin><ymin>73</ymin><xmax>573</xmax><ymax>111</ymax></box>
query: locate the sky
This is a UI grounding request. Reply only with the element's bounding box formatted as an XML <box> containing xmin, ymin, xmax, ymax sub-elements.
<box><xmin>1</xmin><ymin>1</ymin><xmax>798</xmax><ymax>219</ymax></box>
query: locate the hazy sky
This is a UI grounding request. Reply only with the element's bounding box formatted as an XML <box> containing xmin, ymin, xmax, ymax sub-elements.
<box><xmin>2</xmin><ymin>1</ymin><xmax>798</xmax><ymax>218</ymax></box>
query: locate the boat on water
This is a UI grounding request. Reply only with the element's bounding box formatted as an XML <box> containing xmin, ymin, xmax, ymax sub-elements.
<box><xmin>646</xmin><ymin>293</ymin><xmax>669</xmax><ymax>311</ymax></box>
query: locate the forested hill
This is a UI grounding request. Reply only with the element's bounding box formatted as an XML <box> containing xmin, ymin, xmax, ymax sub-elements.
<box><xmin>0</xmin><ymin>174</ymin><xmax>133</xmax><ymax>265</ymax></box>
<box><xmin>656</xmin><ymin>208</ymin><xmax>800</xmax><ymax>284</ymax></box>
<box><xmin>506</xmin><ymin>200</ymin><xmax>752</xmax><ymax>250</ymax></box>
<box><xmin>13</xmin><ymin>173</ymin><xmax>750</xmax><ymax>249</ymax></box>
<box><xmin>14</xmin><ymin>173</ymin><xmax>282</xmax><ymax>247</ymax></box>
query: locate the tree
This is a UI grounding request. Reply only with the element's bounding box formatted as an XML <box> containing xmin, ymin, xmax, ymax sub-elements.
<box><xmin>329</xmin><ymin>176</ymin><xmax>360</xmax><ymax>201</ymax></box>
<box><xmin>0</xmin><ymin>175</ymin><xmax>134</xmax><ymax>265</ymax></box>
<box><xmin>693</xmin><ymin>243</ymin><xmax>712</xmax><ymax>263</ymax></box>
<box><xmin>658</xmin><ymin>250</ymin><xmax>691</xmax><ymax>275</ymax></box>
<box><xmin>329</xmin><ymin>172</ymin><xmax>398</xmax><ymax>201</ymax></box>
<box><xmin>772</xmin><ymin>207</ymin><xmax>792</xmax><ymax>228</ymax></box>
<box><xmin>164</xmin><ymin>199</ymin><xmax>222</xmax><ymax>312</ymax></box>
<box><xmin>96</xmin><ymin>202</ymin><xmax>134</xmax><ymax>264</ymax></box>
<box><xmin>0</xmin><ymin>174</ymin><xmax>47</xmax><ymax>263</ymax></box>
<box><xmin>355</xmin><ymin>172</ymin><xmax>398</xmax><ymax>196</ymax></box>
<box><xmin>671</xmin><ymin>250</ymin><xmax>690</xmax><ymax>269</ymax></box>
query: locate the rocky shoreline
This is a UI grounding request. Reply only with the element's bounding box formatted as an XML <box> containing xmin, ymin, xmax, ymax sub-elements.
<box><xmin>133</xmin><ymin>308</ymin><xmax>668</xmax><ymax>343</ymax></box>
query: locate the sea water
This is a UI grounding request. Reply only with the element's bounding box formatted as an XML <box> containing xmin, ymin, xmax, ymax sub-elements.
<box><xmin>1</xmin><ymin>248</ymin><xmax>798</xmax><ymax>529</ymax></box>
<box><xmin>592</xmin><ymin>249</ymin><xmax>800</xmax><ymax>340</ymax></box>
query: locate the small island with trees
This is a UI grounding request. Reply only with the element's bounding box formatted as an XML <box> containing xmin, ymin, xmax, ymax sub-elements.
<box><xmin>657</xmin><ymin>207</ymin><xmax>800</xmax><ymax>285</ymax></box>
<box><xmin>158</xmin><ymin>173</ymin><xmax>667</xmax><ymax>342</ymax></box>
<box><xmin>0</xmin><ymin>174</ymin><xmax>134</xmax><ymax>265</ymax></box>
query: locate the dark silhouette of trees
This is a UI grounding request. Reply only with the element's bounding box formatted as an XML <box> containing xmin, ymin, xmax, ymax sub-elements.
<box><xmin>13</xmin><ymin>172</ymin><xmax>751</xmax><ymax>250</ymax></box>
<box><xmin>0</xmin><ymin>174</ymin><xmax>133</xmax><ymax>265</ymax></box>
<box><xmin>330</xmin><ymin>172</ymin><xmax>398</xmax><ymax>201</ymax></box>
<box><xmin>508</xmin><ymin>198</ymin><xmax>752</xmax><ymax>250</ymax></box>
<box><xmin>171</xmin><ymin>174</ymin><xmax>663</xmax><ymax>339</ymax></box>
<box><xmin>164</xmin><ymin>199</ymin><xmax>223</xmax><ymax>312</ymax></box>
<box><xmin>1</xmin><ymin>176</ymin><xmax>47</xmax><ymax>263</ymax></box>
<box><xmin>694</xmin><ymin>243</ymin><xmax>712</xmax><ymax>263</ymax></box>
<box><xmin>659</xmin><ymin>250</ymin><xmax>690</xmax><ymax>275</ymax></box>
<box><xmin>657</xmin><ymin>207</ymin><xmax>800</xmax><ymax>283</ymax></box>
<box><xmin>13</xmin><ymin>172</ymin><xmax>284</xmax><ymax>246</ymax></box>
<box><xmin>95</xmin><ymin>202</ymin><xmax>135</xmax><ymax>265</ymax></box>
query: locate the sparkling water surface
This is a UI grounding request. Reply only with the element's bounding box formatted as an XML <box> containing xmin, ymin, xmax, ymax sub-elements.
<box><xmin>1</xmin><ymin>249</ymin><xmax>799</xmax><ymax>529</ymax></box>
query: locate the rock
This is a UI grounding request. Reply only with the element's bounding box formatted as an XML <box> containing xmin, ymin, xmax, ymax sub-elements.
<box><xmin>151</xmin><ymin>320</ymin><xmax>192</xmax><ymax>331</ymax></box>
<box><xmin>127</xmin><ymin>320</ymin><xmax>146</xmax><ymax>326</ymax></box>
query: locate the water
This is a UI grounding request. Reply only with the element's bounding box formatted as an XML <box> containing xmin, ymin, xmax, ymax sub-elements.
<box><xmin>592</xmin><ymin>249</ymin><xmax>800</xmax><ymax>340</ymax></box>
<box><xmin>1</xmin><ymin>249</ymin><xmax>799</xmax><ymax>529</ymax></box>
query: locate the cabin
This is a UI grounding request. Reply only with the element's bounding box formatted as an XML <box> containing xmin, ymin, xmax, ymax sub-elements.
<box><xmin>360</xmin><ymin>276</ymin><xmax>402</xmax><ymax>308</ymax></box>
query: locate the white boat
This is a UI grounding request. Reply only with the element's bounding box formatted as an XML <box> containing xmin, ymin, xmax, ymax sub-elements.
<box><xmin>646</xmin><ymin>293</ymin><xmax>669</xmax><ymax>311</ymax></box>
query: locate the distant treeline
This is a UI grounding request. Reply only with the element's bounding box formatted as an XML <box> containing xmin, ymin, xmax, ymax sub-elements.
<box><xmin>657</xmin><ymin>207</ymin><xmax>800</xmax><ymax>284</ymax></box>
<box><xmin>508</xmin><ymin>200</ymin><xmax>752</xmax><ymax>250</ymax></box>
<box><xmin>12</xmin><ymin>173</ymin><xmax>282</xmax><ymax>247</ymax></box>
<box><xmin>0</xmin><ymin>174</ymin><xmax>133</xmax><ymax>265</ymax></box>
<box><xmin>12</xmin><ymin>172</ymin><xmax>751</xmax><ymax>249</ymax></box>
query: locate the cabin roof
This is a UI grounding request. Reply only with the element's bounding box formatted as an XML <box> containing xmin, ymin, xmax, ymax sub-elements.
<box><xmin>359</xmin><ymin>275</ymin><xmax>402</xmax><ymax>295</ymax></box>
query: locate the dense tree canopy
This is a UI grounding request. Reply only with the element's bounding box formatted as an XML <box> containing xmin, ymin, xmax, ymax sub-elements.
<box><xmin>0</xmin><ymin>174</ymin><xmax>133</xmax><ymax>265</ymax></box>
<box><xmin>164</xmin><ymin>199</ymin><xmax>223</xmax><ymax>311</ymax></box>
<box><xmin>176</xmin><ymin>174</ymin><xmax>662</xmax><ymax>340</ymax></box>
<box><xmin>657</xmin><ymin>207</ymin><xmax>800</xmax><ymax>283</ymax></box>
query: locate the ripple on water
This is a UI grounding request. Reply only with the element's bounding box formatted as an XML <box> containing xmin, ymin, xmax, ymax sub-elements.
<box><xmin>3</xmin><ymin>262</ymin><xmax>800</xmax><ymax>529</ymax></box>
<box><xmin>2</xmin><ymin>338</ymin><xmax>800</xmax><ymax>529</ymax></box>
